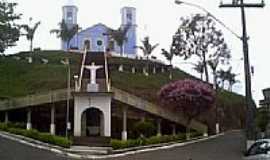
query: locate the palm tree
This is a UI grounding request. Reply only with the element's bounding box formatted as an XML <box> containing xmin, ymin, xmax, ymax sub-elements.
<box><xmin>21</xmin><ymin>18</ymin><xmax>41</xmax><ymax>52</ymax></box>
<box><xmin>226</xmin><ymin>67</ymin><xmax>239</xmax><ymax>92</ymax></box>
<box><xmin>216</xmin><ymin>69</ymin><xmax>227</xmax><ymax>89</ymax></box>
<box><xmin>107</xmin><ymin>25</ymin><xmax>130</xmax><ymax>56</ymax></box>
<box><xmin>193</xmin><ymin>61</ymin><xmax>204</xmax><ymax>80</ymax></box>
<box><xmin>161</xmin><ymin>48</ymin><xmax>174</xmax><ymax>79</ymax></box>
<box><xmin>137</xmin><ymin>37</ymin><xmax>159</xmax><ymax>60</ymax></box>
<box><xmin>50</xmin><ymin>19</ymin><xmax>79</xmax><ymax>51</ymax></box>
<box><xmin>137</xmin><ymin>36</ymin><xmax>159</xmax><ymax>75</ymax></box>
<box><xmin>208</xmin><ymin>44</ymin><xmax>231</xmax><ymax>89</ymax></box>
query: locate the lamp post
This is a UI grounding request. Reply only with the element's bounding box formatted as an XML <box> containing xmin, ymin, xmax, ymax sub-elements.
<box><xmin>175</xmin><ymin>0</ymin><xmax>260</xmax><ymax>146</ymax></box>
<box><xmin>219</xmin><ymin>0</ymin><xmax>264</xmax><ymax>149</ymax></box>
<box><xmin>174</xmin><ymin>0</ymin><xmax>241</xmax><ymax>40</ymax></box>
<box><xmin>174</xmin><ymin>0</ymin><xmax>241</xmax><ymax>135</ymax></box>
<box><xmin>61</xmin><ymin>58</ymin><xmax>71</xmax><ymax>138</ymax></box>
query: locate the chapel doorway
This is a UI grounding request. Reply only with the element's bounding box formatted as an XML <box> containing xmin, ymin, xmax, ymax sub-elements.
<box><xmin>81</xmin><ymin>108</ymin><xmax>104</xmax><ymax>137</ymax></box>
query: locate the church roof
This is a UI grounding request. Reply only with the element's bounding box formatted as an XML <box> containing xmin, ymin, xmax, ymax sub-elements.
<box><xmin>79</xmin><ymin>23</ymin><xmax>113</xmax><ymax>34</ymax></box>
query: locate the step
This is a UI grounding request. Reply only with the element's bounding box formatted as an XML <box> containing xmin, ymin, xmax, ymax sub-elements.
<box><xmin>67</xmin><ymin>146</ymin><xmax>112</xmax><ymax>155</ymax></box>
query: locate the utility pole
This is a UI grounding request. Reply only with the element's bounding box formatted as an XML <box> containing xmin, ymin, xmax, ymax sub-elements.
<box><xmin>220</xmin><ymin>0</ymin><xmax>264</xmax><ymax>147</ymax></box>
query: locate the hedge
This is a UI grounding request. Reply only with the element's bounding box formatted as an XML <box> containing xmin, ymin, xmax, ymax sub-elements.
<box><xmin>0</xmin><ymin>123</ymin><xmax>71</xmax><ymax>148</ymax></box>
<box><xmin>111</xmin><ymin>132</ymin><xmax>203</xmax><ymax>150</ymax></box>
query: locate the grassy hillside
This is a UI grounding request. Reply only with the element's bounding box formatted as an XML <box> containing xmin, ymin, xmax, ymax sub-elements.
<box><xmin>0</xmin><ymin>50</ymin><xmax>246</xmax><ymax>132</ymax></box>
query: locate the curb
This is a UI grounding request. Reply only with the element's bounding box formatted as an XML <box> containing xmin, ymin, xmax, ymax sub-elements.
<box><xmin>112</xmin><ymin>136</ymin><xmax>203</xmax><ymax>154</ymax></box>
<box><xmin>0</xmin><ymin>131</ymin><xmax>75</xmax><ymax>158</ymax></box>
<box><xmin>0</xmin><ymin>131</ymin><xmax>224</xmax><ymax>159</ymax></box>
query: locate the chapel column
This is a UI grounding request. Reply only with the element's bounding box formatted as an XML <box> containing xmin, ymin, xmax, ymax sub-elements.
<box><xmin>121</xmin><ymin>106</ymin><xmax>128</xmax><ymax>141</ymax></box>
<box><xmin>50</xmin><ymin>105</ymin><xmax>55</xmax><ymax>135</ymax></box>
<box><xmin>26</xmin><ymin>108</ymin><xmax>32</xmax><ymax>130</ymax></box>
<box><xmin>4</xmin><ymin>111</ymin><xmax>8</xmax><ymax>124</ymax></box>
<box><xmin>172</xmin><ymin>124</ymin><xmax>176</xmax><ymax>136</ymax></box>
<box><xmin>157</xmin><ymin>119</ymin><xmax>162</xmax><ymax>136</ymax></box>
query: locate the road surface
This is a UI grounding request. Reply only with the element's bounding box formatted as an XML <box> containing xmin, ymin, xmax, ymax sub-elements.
<box><xmin>0</xmin><ymin>131</ymin><xmax>245</xmax><ymax>160</ymax></box>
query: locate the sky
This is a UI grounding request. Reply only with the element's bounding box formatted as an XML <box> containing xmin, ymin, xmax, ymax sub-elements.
<box><xmin>6</xmin><ymin>0</ymin><xmax>270</xmax><ymax>106</ymax></box>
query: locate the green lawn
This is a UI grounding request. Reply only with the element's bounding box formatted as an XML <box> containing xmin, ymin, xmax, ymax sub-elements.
<box><xmin>0</xmin><ymin>50</ymin><xmax>246</xmax><ymax>132</ymax></box>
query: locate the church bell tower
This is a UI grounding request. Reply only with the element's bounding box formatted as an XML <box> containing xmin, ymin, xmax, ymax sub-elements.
<box><xmin>121</xmin><ymin>7</ymin><xmax>137</xmax><ymax>57</ymax></box>
<box><xmin>62</xmin><ymin>0</ymin><xmax>78</xmax><ymax>29</ymax></box>
<box><xmin>62</xmin><ymin>0</ymin><xmax>78</xmax><ymax>50</ymax></box>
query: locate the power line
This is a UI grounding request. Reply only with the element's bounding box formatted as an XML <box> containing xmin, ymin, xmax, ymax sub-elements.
<box><xmin>220</xmin><ymin>0</ymin><xmax>264</xmax><ymax>145</ymax></box>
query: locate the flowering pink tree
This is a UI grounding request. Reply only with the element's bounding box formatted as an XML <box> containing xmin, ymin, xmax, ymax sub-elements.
<box><xmin>158</xmin><ymin>79</ymin><xmax>215</xmax><ymax>139</ymax></box>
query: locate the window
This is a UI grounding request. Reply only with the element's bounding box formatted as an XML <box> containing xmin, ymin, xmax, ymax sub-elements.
<box><xmin>97</xmin><ymin>40</ymin><xmax>103</xmax><ymax>46</ymax></box>
<box><xmin>127</xmin><ymin>13</ymin><xmax>132</xmax><ymax>21</ymax></box>
<box><xmin>127</xmin><ymin>13</ymin><xmax>132</xmax><ymax>24</ymax></box>
<box><xmin>67</xmin><ymin>11</ymin><xmax>73</xmax><ymax>20</ymax></box>
<box><xmin>84</xmin><ymin>40</ymin><xmax>90</xmax><ymax>50</ymax></box>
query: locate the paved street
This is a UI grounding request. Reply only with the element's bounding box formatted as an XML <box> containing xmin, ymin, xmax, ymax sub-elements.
<box><xmin>106</xmin><ymin>131</ymin><xmax>245</xmax><ymax>160</ymax></box>
<box><xmin>0</xmin><ymin>136</ymin><xmax>72</xmax><ymax>160</ymax></box>
<box><xmin>0</xmin><ymin>131</ymin><xmax>245</xmax><ymax>160</ymax></box>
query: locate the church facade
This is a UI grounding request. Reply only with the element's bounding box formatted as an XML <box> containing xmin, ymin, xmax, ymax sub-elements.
<box><xmin>62</xmin><ymin>2</ymin><xmax>137</xmax><ymax>57</ymax></box>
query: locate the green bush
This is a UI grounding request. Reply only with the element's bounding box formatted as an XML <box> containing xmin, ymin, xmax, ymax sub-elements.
<box><xmin>6</xmin><ymin>122</ymin><xmax>26</xmax><ymax>129</ymax></box>
<box><xmin>111</xmin><ymin>132</ymin><xmax>194</xmax><ymax>150</ymax></box>
<box><xmin>190</xmin><ymin>132</ymin><xmax>203</xmax><ymax>138</ymax></box>
<box><xmin>0</xmin><ymin>122</ymin><xmax>71</xmax><ymax>148</ymax></box>
<box><xmin>133</xmin><ymin>120</ymin><xmax>156</xmax><ymax>138</ymax></box>
<box><xmin>0</xmin><ymin>123</ymin><xmax>8</xmax><ymax>131</ymax></box>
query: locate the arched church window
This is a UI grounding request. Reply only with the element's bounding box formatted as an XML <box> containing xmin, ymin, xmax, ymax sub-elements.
<box><xmin>126</xmin><ymin>13</ymin><xmax>132</xmax><ymax>25</ymax></box>
<box><xmin>84</xmin><ymin>40</ymin><xmax>90</xmax><ymax>51</ymax></box>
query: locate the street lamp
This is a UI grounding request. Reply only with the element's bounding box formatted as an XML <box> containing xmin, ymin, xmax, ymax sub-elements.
<box><xmin>61</xmin><ymin>58</ymin><xmax>71</xmax><ymax>138</ymax></box>
<box><xmin>175</xmin><ymin>0</ymin><xmax>258</xmax><ymax>146</ymax></box>
<box><xmin>174</xmin><ymin>0</ymin><xmax>241</xmax><ymax>40</ymax></box>
<box><xmin>174</xmin><ymin>0</ymin><xmax>241</xmax><ymax>135</ymax></box>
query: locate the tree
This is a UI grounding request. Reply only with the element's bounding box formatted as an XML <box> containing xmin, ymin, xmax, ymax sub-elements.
<box><xmin>226</xmin><ymin>67</ymin><xmax>239</xmax><ymax>92</ymax></box>
<box><xmin>133</xmin><ymin>119</ymin><xmax>156</xmax><ymax>138</ymax></box>
<box><xmin>0</xmin><ymin>1</ymin><xmax>21</xmax><ymax>53</ymax></box>
<box><xmin>21</xmin><ymin>18</ymin><xmax>41</xmax><ymax>52</ymax></box>
<box><xmin>207</xmin><ymin>43</ymin><xmax>231</xmax><ymax>89</ymax></box>
<box><xmin>217</xmin><ymin>67</ymin><xmax>239</xmax><ymax>91</ymax></box>
<box><xmin>192</xmin><ymin>61</ymin><xmax>204</xmax><ymax>80</ymax></box>
<box><xmin>137</xmin><ymin>37</ymin><xmax>159</xmax><ymax>60</ymax></box>
<box><xmin>107</xmin><ymin>25</ymin><xmax>130</xmax><ymax>56</ymax></box>
<box><xmin>256</xmin><ymin>108</ymin><xmax>269</xmax><ymax>133</ymax></box>
<box><xmin>158</xmin><ymin>79</ymin><xmax>215</xmax><ymax>139</ymax></box>
<box><xmin>171</xmin><ymin>14</ymin><xmax>228</xmax><ymax>83</ymax></box>
<box><xmin>216</xmin><ymin>69</ymin><xmax>227</xmax><ymax>89</ymax></box>
<box><xmin>136</xmin><ymin>36</ymin><xmax>159</xmax><ymax>75</ymax></box>
<box><xmin>161</xmin><ymin>48</ymin><xmax>173</xmax><ymax>79</ymax></box>
<box><xmin>50</xmin><ymin>19</ymin><xmax>79</xmax><ymax>51</ymax></box>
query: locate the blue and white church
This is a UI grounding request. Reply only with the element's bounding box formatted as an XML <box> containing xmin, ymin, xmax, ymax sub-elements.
<box><xmin>61</xmin><ymin>0</ymin><xmax>137</xmax><ymax>57</ymax></box>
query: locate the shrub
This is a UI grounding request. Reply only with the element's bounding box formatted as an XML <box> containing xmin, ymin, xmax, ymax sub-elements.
<box><xmin>133</xmin><ymin>120</ymin><xmax>156</xmax><ymax>138</ymax></box>
<box><xmin>0</xmin><ymin>123</ymin><xmax>8</xmax><ymax>131</ymax></box>
<box><xmin>190</xmin><ymin>132</ymin><xmax>203</xmax><ymax>138</ymax></box>
<box><xmin>6</xmin><ymin>122</ymin><xmax>26</xmax><ymax>129</ymax></box>
<box><xmin>0</xmin><ymin>122</ymin><xmax>71</xmax><ymax>148</ymax></box>
<box><xmin>111</xmin><ymin>132</ymin><xmax>194</xmax><ymax>150</ymax></box>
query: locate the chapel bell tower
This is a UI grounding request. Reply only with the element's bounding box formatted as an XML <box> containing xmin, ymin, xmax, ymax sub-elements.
<box><xmin>62</xmin><ymin>0</ymin><xmax>78</xmax><ymax>29</ymax></box>
<box><xmin>121</xmin><ymin>7</ymin><xmax>137</xmax><ymax>56</ymax></box>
